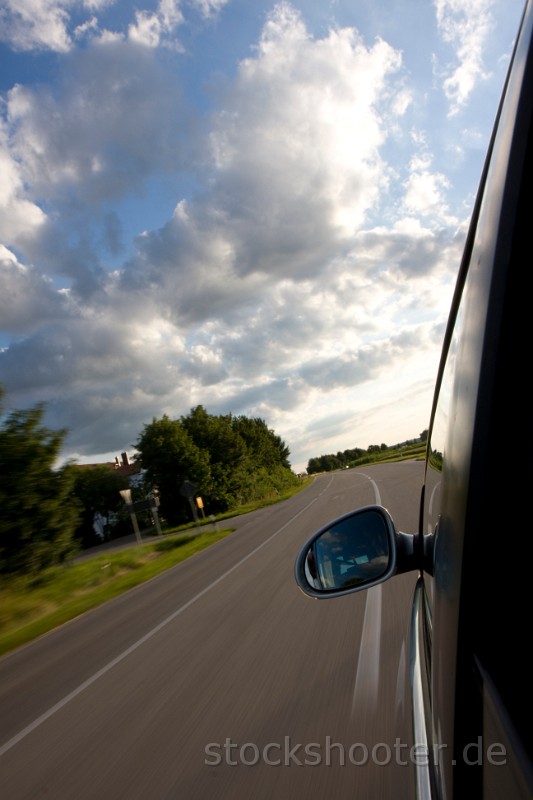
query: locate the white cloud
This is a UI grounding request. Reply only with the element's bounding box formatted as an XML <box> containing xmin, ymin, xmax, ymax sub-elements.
<box><xmin>126</xmin><ymin>0</ymin><xmax>229</xmax><ymax>48</ymax></box>
<box><xmin>2</xmin><ymin>38</ymin><xmax>191</xmax><ymax>295</ymax></box>
<box><xmin>0</xmin><ymin>0</ymin><xmax>227</xmax><ymax>53</ymax></box>
<box><xmin>128</xmin><ymin>10</ymin><xmax>166</xmax><ymax>48</ymax></box>
<box><xmin>189</xmin><ymin>0</ymin><xmax>229</xmax><ymax>17</ymax></box>
<box><xmin>433</xmin><ymin>0</ymin><xmax>495</xmax><ymax>114</ymax></box>
<box><xmin>403</xmin><ymin>167</ymin><xmax>451</xmax><ymax>217</ymax></box>
<box><xmin>0</xmin><ymin>0</ymin><xmax>74</xmax><ymax>51</ymax></box>
<box><xmin>0</xmin><ymin>0</ymin><xmax>491</xmax><ymax>469</ymax></box>
<box><xmin>125</xmin><ymin>2</ymin><xmax>407</xmax><ymax>332</ymax></box>
<box><xmin>73</xmin><ymin>15</ymin><xmax>99</xmax><ymax>39</ymax></box>
<box><xmin>6</xmin><ymin>41</ymin><xmax>187</xmax><ymax>206</ymax></box>
<box><xmin>127</xmin><ymin>1</ymin><xmax>187</xmax><ymax>50</ymax></box>
<box><xmin>0</xmin><ymin>117</ymin><xmax>47</xmax><ymax>244</ymax></box>
<box><xmin>0</xmin><ymin>247</ymin><xmax>71</xmax><ymax>332</ymax></box>
<box><xmin>210</xmin><ymin>5</ymin><xmax>402</xmax><ymax>243</ymax></box>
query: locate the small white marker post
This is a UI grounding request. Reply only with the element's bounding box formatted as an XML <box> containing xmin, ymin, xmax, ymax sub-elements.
<box><xmin>119</xmin><ymin>489</ymin><xmax>142</xmax><ymax>546</ymax></box>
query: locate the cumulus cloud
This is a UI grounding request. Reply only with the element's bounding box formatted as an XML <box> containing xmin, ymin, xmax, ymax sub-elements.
<box><xmin>0</xmin><ymin>247</ymin><xmax>70</xmax><ymax>332</ymax></box>
<box><xmin>0</xmin><ymin>117</ymin><xmax>48</xmax><ymax>244</ymax></box>
<box><xmin>210</xmin><ymin>6</ymin><xmax>402</xmax><ymax>250</ymax></box>
<box><xmin>3</xmin><ymin>38</ymin><xmax>191</xmax><ymax>299</ymax></box>
<box><xmin>126</xmin><ymin>2</ymin><xmax>407</xmax><ymax>331</ymax></box>
<box><xmin>6</xmin><ymin>42</ymin><xmax>187</xmax><ymax>208</ymax></box>
<box><xmin>0</xmin><ymin>0</ymin><xmax>484</xmax><ymax>467</ymax></box>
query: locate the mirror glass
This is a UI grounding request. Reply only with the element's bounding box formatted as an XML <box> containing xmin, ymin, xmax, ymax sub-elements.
<box><xmin>304</xmin><ymin>510</ymin><xmax>391</xmax><ymax>591</ymax></box>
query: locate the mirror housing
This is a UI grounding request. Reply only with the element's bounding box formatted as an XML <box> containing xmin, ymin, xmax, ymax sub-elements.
<box><xmin>294</xmin><ymin>505</ymin><xmax>416</xmax><ymax>599</ymax></box>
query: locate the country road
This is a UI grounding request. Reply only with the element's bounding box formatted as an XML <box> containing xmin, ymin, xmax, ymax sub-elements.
<box><xmin>0</xmin><ymin>462</ymin><xmax>424</xmax><ymax>799</ymax></box>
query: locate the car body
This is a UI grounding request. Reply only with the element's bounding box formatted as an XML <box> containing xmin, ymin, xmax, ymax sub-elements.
<box><xmin>294</xmin><ymin>1</ymin><xmax>533</xmax><ymax>797</ymax></box>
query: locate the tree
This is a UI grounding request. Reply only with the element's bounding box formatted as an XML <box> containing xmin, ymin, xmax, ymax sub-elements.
<box><xmin>306</xmin><ymin>452</ymin><xmax>346</xmax><ymax>473</ymax></box>
<box><xmin>232</xmin><ymin>416</ymin><xmax>291</xmax><ymax>469</ymax></box>
<box><xmin>0</xmin><ymin>395</ymin><xmax>80</xmax><ymax>575</ymax></box>
<box><xmin>179</xmin><ymin>407</ymin><xmax>295</xmax><ymax>511</ymax></box>
<box><xmin>68</xmin><ymin>465</ymin><xmax>130</xmax><ymax>548</ymax></box>
<box><xmin>136</xmin><ymin>409</ymin><xmax>297</xmax><ymax>517</ymax></box>
<box><xmin>181</xmin><ymin>406</ymin><xmax>248</xmax><ymax>510</ymax></box>
<box><xmin>343</xmin><ymin>447</ymin><xmax>365</xmax><ymax>463</ymax></box>
<box><xmin>135</xmin><ymin>415</ymin><xmax>212</xmax><ymax>525</ymax></box>
<box><xmin>307</xmin><ymin>457</ymin><xmax>322</xmax><ymax>474</ymax></box>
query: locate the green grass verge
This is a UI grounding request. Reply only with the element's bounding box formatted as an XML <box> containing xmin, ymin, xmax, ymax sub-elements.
<box><xmin>0</xmin><ymin>528</ymin><xmax>232</xmax><ymax>658</ymax></box>
<box><xmin>155</xmin><ymin>475</ymin><xmax>316</xmax><ymax>532</ymax></box>
<box><xmin>0</xmin><ymin>475</ymin><xmax>316</xmax><ymax>658</ymax></box>
<box><xmin>215</xmin><ymin>477</ymin><xmax>316</xmax><ymax>520</ymax></box>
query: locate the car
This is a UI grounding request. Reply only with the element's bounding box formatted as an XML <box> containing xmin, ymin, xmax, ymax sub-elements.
<box><xmin>294</xmin><ymin>0</ymin><xmax>533</xmax><ymax>797</ymax></box>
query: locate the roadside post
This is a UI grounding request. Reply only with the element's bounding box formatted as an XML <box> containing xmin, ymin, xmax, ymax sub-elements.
<box><xmin>196</xmin><ymin>496</ymin><xmax>206</xmax><ymax>520</ymax></box>
<box><xmin>180</xmin><ymin>480</ymin><xmax>199</xmax><ymax>525</ymax></box>
<box><xmin>119</xmin><ymin>489</ymin><xmax>142</xmax><ymax>546</ymax></box>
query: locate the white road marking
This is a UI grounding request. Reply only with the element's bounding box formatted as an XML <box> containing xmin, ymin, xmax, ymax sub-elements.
<box><xmin>351</xmin><ymin>470</ymin><xmax>383</xmax><ymax>717</ymax></box>
<box><xmin>0</xmin><ymin>494</ymin><xmax>320</xmax><ymax>758</ymax></box>
<box><xmin>359</xmin><ymin>472</ymin><xmax>382</xmax><ymax>505</ymax></box>
<box><xmin>351</xmin><ymin>583</ymin><xmax>383</xmax><ymax>716</ymax></box>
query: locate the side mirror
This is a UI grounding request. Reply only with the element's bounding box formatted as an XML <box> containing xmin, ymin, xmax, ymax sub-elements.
<box><xmin>294</xmin><ymin>505</ymin><xmax>416</xmax><ymax>599</ymax></box>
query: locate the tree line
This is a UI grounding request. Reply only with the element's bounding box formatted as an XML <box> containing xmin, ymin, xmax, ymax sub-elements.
<box><xmin>306</xmin><ymin>431</ymin><xmax>428</xmax><ymax>474</ymax></box>
<box><xmin>135</xmin><ymin>405</ymin><xmax>296</xmax><ymax>526</ymax></box>
<box><xmin>0</xmin><ymin>390</ymin><xmax>297</xmax><ymax>576</ymax></box>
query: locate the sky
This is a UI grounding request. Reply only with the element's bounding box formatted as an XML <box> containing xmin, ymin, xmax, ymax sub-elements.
<box><xmin>0</xmin><ymin>0</ymin><xmax>525</xmax><ymax>473</ymax></box>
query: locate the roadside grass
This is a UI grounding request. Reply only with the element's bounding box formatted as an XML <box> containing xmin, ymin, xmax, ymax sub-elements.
<box><xmin>209</xmin><ymin>477</ymin><xmax>315</xmax><ymax>521</ymax></box>
<box><xmin>0</xmin><ymin>528</ymin><xmax>232</xmax><ymax>658</ymax></box>
<box><xmin>348</xmin><ymin>444</ymin><xmax>427</xmax><ymax>468</ymax></box>
<box><xmin>140</xmin><ymin>476</ymin><xmax>315</xmax><ymax>537</ymax></box>
<box><xmin>0</xmin><ymin>476</ymin><xmax>316</xmax><ymax>658</ymax></box>
<box><xmin>0</xmin><ymin>462</ymin><xmax>417</xmax><ymax>658</ymax></box>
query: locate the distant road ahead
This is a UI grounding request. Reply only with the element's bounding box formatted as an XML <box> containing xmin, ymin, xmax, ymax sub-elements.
<box><xmin>0</xmin><ymin>462</ymin><xmax>423</xmax><ymax>799</ymax></box>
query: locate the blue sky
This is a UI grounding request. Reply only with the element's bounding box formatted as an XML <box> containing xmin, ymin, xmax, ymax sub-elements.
<box><xmin>0</xmin><ymin>0</ymin><xmax>525</xmax><ymax>471</ymax></box>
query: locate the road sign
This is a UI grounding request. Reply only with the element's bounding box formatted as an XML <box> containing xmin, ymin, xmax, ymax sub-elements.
<box><xmin>180</xmin><ymin>481</ymin><xmax>198</xmax><ymax>499</ymax></box>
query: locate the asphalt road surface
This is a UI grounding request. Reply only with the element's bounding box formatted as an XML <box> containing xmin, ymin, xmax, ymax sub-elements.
<box><xmin>0</xmin><ymin>462</ymin><xmax>424</xmax><ymax>799</ymax></box>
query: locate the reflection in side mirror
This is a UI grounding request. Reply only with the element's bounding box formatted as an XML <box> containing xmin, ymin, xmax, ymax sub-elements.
<box><xmin>295</xmin><ymin>506</ymin><xmax>404</xmax><ymax>599</ymax></box>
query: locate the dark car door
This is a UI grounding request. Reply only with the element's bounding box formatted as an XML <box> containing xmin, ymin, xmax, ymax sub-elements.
<box><xmin>420</xmin><ymin>1</ymin><xmax>533</xmax><ymax>797</ymax></box>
